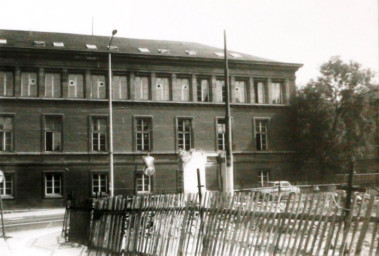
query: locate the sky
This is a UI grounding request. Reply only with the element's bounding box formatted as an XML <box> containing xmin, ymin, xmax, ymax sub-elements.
<box><xmin>0</xmin><ymin>0</ymin><xmax>377</xmax><ymax>86</ymax></box>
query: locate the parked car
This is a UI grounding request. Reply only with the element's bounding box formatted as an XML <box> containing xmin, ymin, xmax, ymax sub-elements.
<box><xmin>252</xmin><ymin>181</ymin><xmax>301</xmax><ymax>195</ymax></box>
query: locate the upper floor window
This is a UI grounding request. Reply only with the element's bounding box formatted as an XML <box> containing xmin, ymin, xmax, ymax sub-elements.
<box><xmin>271</xmin><ymin>81</ymin><xmax>284</xmax><ymax>104</ymax></box>
<box><xmin>176</xmin><ymin>77</ymin><xmax>190</xmax><ymax>101</ymax></box>
<box><xmin>0</xmin><ymin>173</ymin><xmax>13</xmax><ymax>198</ymax></box>
<box><xmin>0</xmin><ymin>71</ymin><xmax>14</xmax><ymax>96</ymax></box>
<box><xmin>197</xmin><ymin>78</ymin><xmax>210</xmax><ymax>102</ymax></box>
<box><xmin>112</xmin><ymin>75</ymin><xmax>128</xmax><ymax>100</ymax></box>
<box><xmin>177</xmin><ymin>118</ymin><xmax>192</xmax><ymax>151</ymax></box>
<box><xmin>45</xmin><ymin>73</ymin><xmax>61</xmax><ymax>98</ymax></box>
<box><xmin>154</xmin><ymin>77</ymin><xmax>170</xmax><ymax>101</ymax></box>
<box><xmin>216</xmin><ymin>79</ymin><xmax>226</xmax><ymax>103</ymax></box>
<box><xmin>68</xmin><ymin>74</ymin><xmax>84</xmax><ymax>98</ymax></box>
<box><xmin>91</xmin><ymin>117</ymin><xmax>108</xmax><ymax>152</ymax></box>
<box><xmin>21</xmin><ymin>72</ymin><xmax>38</xmax><ymax>97</ymax></box>
<box><xmin>44</xmin><ymin>116</ymin><xmax>62</xmax><ymax>152</ymax></box>
<box><xmin>255</xmin><ymin>119</ymin><xmax>268</xmax><ymax>151</ymax></box>
<box><xmin>0</xmin><ymin>116</ymin><xmax>13</xmax><ymax>152</ymax></box>
<box><xmin>134</xmin><ymin>76</ymin><xmax>149</xmax><ymax>100</ymax></box>
<box><xmin>254</xmin><ymin>80</ymin><xmax>267</xmax><ymax>104</ymax></box>
<box><xmin>92</xmin><ymin>173</ymin><xmax>108</xmax><ymax>196</ymax></box>
<box><xmin>216</xmin><ymin>118</ymin><xmax>226</xmax><ymax>151</ymax></box>
<box><xmin>91</xmin><ymin>75</ymin><xmax>106</xmax><ymax>99</ymax></box>
<box><xmin>136</xmin><ymin>172</ymin><xmax>151</xmax><ymax>194</ymax></box>
<box><xmin>135</xmin><ymin>117</ymin><xmax>152</xmax><ymax>152</ymax></box>
<box><xmin>44</xmin><ymin>173</ymin><xmax>63</xmax><ymax>197</ymax></box>
<box><xmin>235</xmin><ymin>80</ymin><xmax>247</xmax><ymax>103</ymax></box>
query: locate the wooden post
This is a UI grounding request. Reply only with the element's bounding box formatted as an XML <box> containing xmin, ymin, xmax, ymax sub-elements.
<box><xmin>345</xmin><ymin>157</ymin><xmax>355</xmax><ymax>218</ymax></box>
<box><xmin>0</xmin><ymin>192</ymin><xmax>5</xmax><ymax>238</ymax></box>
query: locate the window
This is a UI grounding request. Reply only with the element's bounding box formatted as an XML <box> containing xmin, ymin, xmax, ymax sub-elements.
<box><xmin>176</xmin><ymin>78</ymin><xmax>190</xmax><ymax>101</ymax></box>
<box><xmin>21</xmin><ymin>72</ymin><xmax>38</xmax><ymax>97</ymax></box>
<box><xmin>255</xmin><ymin>119</ymin><xmax>268</xmax><ymax>151</ymax></box>
<box><xmin>135</xmin><ymin>118</ymin><xmax>152</xmax><ymax>151</ymax></box>
<box><xmin>185</xmin><ymin>50</ymin><xmax>197</xmax><ymax>56</ymax></box>
<box><xmin>91</xmin><ymin>75</ymin><xmax>106</xmax><ymax>99</ymax></box>
<box><xmin>258</xmin><ymin>170</ymin><xmax>270</xmax><ymax>187</ymax></box>
<box><xmin>68</xmin><ymin>74</ymin><xmax>84</xmax><ymax>98</ymax></box>
<box><xmin>112</xmin><ymin>75</ymin><xmax>128</xmax><ymax>100</ymax></box>
<box><xmin>155</xmin><ymin>77</ymin><xmax>169</xmax><ymax>101</ymax></box>
<box><xmin>235</xmin><ymin>80</ymin><xmax>247</xmax><ymax>103</ymax></box>
<box><xmin>0</xmin><ymin>116</ymin><xmax>13</xmax><ymax>152</ymax></box>
<box><xmin>33</xmin><ymin>41</ymin><xmax>45</xmax><ymax>46</ymax></box>
<box><xmin>44</xmin><ymin>173</ymin><xmax>62</xmax><ymax>197</ymax></box>
<box><xmin>0</xmin><ymin>173</ymin><xmax>13</xmax><ymax>198</ymax></box>
<box><xmin>136</xmin><ymin>172</ymin><xmax>151</xmax><ymax>194</ymax></box>
<box><xmin>216</xmin><ymin>79</ymin><xmax>226</xmax><ymax>103</ymax></box>
<box><xmin>197</xmin><ymin>78</ymin><xmax>210</xmax><ymax>102</ymax></box>
<box><xmin>92</xmin><ymin>173</ymin><xmax>108</xmax><ymax>196</ymax></box>
<box><xmin>53</xmin><ymin>42</ymin><xmax>64</xmax><ymax>47</ymax></box>
<box><xmin>45</xmin><ymin>73</ymin><xmax>61</xmax><ymax>98</ymax></box>
<box><xmin>271</xmin><ymin>81</ymin><xmax>284</xmax><ymax>104</ymax></box>
<box><xmin>216</xmin><ymin>118</ymin><xmax>226</xmax><ymax>151</ymax></box>
<box><xmin>91</xmin><ymin>117</ymin><xmax>108</xmax><ymax>152</ymax></box>
<box><xmin>86</xmin><ymin>44</ymin><xmax>97</xmax><ymax>49</ymax></box>
<box><xmin>134</xmin><ymin>76</ymin><xmax>149</xmax><ymax>100</ymax></box>
<box><xmin>138</xmin><ymin>48</ymin><xmax>150</xmax><ymax>53</ymax></box>
<box><xmin>254</xmin><ymin>80</ymin><xmax>267</xmax><ymax>104</ymax></box>
<box><xmin>177</xmin><ymin>118</ymin><xmax>192</xmax><ymax>151</ymax></box>
<box><xmin>44</xmin><ymin>116</ymin><xmax>62</xmax><ymax>152</ymax></box>
<box><xmin>0</xmin><ymin>71</ymin><xmax>14</xmax><ymax>96</ymax></box>
<box><xmin>0</xmin><ymin>39</ymin><xmax>7</xmax><ymax>44</ymax></box>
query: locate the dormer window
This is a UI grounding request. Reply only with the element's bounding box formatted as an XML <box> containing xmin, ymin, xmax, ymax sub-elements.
<box><xmin>86</xmin><ymin>44</ymin><xmax>97</xmax><ymax>50</ymax></box>
<box><xmin>53</xmin><ymin>42</ymin><xmax>64</xmax><ymax>47</ymax></box>
<box><xmin>138</xmin><ymin>48</ymin><xmax>150</xmax><ymax>53</ymax></box>
<box><xmin>158</xmin><ymin>49</ymin><xmax>170</xmax><ymax>54</ymax></box>
<box><xmin>0</xmin><ymin>39</ymin><xmax>7</xmax><ymax>44</ymax></box>
<box><xmin>107</xmin><ymin>45</ymin><xmax>119</xmax><ymax>51</ymax></box>
<box><xmin>230</xmin><ymin>53</ymin><xmax>242</xmax><ymax>58</ymax></box>
<box><xmin>33</xmin><ymin>41</ymin><xmax>45</xmax><ymax>46</ymax></box>
<box><xmin>185</xmin><ymin>50</ymin><xmax>197</xmax><ymax>56</ymax></box>
<box><xmin>214</xmin><ymin>52</ymin><xmax>224</xmax><ymax>57</ymax></box>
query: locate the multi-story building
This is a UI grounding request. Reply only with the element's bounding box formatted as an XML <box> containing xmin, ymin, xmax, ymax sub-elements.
<box><xmin>0</xmin><ymin>30</ymin><xmax>302</xmax><ymax>208</ymax></box>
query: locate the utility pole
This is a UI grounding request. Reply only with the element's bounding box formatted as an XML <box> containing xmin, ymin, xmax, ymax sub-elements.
<box><xmin>223</xmin><ymin>30</ymin><xmax>234</xmax><ymax>193</ymax></box>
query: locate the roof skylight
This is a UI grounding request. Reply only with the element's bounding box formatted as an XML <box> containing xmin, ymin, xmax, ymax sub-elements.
<box><xmin>33</xmin><ymin>41</ymin><xmax>45</xmax><ymax>46</ymax></box>
<box><xmin>158</xmin><ymin>49</ymin><xmax>170</xmax><ymax>54</ymax></box>
<box><xmin>0</xmin><ymin>39</ymin><xmax>7</xmax><ymax>44</ymax></box>
<box><xmin>214</xmin><ymin>52</ymin><xmax>224</xmax><ymax>57</ymax></box>
<box><xmin>86</xmin><ymin>44</ymin><xmax>97</xmax><ymax>49</ymax></box>
<box><xmin>107</xmin><ymin>45</ymin><xmax>119</xmax><ymax>51</ymax></box>
<box><xmin>53</xmin><ymin>42</ymin><xmax>64</xmax><ymax>47</ymax></box>
<box><xmin>230</xmin><ymin>52</ymin><xmax>242</xmax><ymax>58</ymax></box>
<box><xmin>185</xmin><ymin>50</ymin><xmax>197</xmax><ymax>56</ymax></box>
<box><xmin>138</xmin><ymin>48</ymin><xmax>150</xmax><ymax>53</ymax></box>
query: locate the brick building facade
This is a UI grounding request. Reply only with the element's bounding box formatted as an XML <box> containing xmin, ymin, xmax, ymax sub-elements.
<box><xmin>0</xmin><ymin>30</ymin><xmax>302</xmax><ymax>208</ymax></box>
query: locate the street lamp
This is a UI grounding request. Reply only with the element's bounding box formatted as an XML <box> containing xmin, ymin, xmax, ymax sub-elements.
<box><xmin>108</xmin><ymin>29</ymin><xmax>117</xmax><ymax>197</ymax></box>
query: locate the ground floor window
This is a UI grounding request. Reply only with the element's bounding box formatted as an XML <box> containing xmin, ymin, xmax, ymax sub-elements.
<box><xmin>0</xmin><ymin>173</ymin><xmax>14</xmax><ymax>198</ymax></box>
<box><xmin>258</xmin><ymin>170</ymin><xmax>270</xmax><ymax>187</ymax></box>
<box><xmin>44</xmin><ymin>173</ymin><xmax>63</xmax><ymax>197</ymax></box>
<box><xmin>92</xmin><ymin>173</ymin><xmax>108</xmax><ymax>196</ymax></box>
<box><xmin>136</xmin><ymin>172</ymin><xmax>151</xmax><ymax>194</ymax></box>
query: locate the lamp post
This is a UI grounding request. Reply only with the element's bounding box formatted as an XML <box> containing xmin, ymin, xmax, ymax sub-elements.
<box><xmin>108</xmin><ymin>29</ymin><xmax>117</xmax><ymax>197</ymax></box>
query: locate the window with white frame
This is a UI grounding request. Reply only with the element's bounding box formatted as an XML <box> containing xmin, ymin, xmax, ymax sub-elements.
<box><xmin>44</xmin><ymin>116</ymin><xmax>62</xmax><ymax>152</ymax></box>
<box><xmin>258</xmin><ymin>170</ymin><xmax>270</xmax><ymax>187</ymax></box>
<box><xmin>197</xmin><ymin>78</ymin><xmax>210</xmax><ymax>102</ymax></box>
<box><xmin>45</xmin><ymin>73</ymin><xmax>61</xmax><ymax>98</ymax></box>
<box><xmin>0</xmin><ymin>71</ymin><xmax>14</xmax><ymax>96</ymax></box>
<box><xmin>91</xmin><ymin>117</ymin><xmax>107</xmax><ymax>151</ymax></box>
<box><xmin>92</xmin><ymin>173</ymin><xmax>108</xmax><ymax>196</ymax></box>
<box><xmin>234</xmin><ymin>80</ymin><xmax>247</xmax><ymax>103</ymax></box>
<box><xmin>155</xmin><ymin>77</ymin><xmax>169</xmax><ymax>101</ymax></box>
<box><xmin>177</xmin><ymin>118</ymin><xmax>192</xmax><ymax>151</ymax></box>
<box><xmin>91</xmin><ymin>75</ymin><xmax>106</xmax><ymax>99</ymax></box>
<box><xmin>271</xmin><ymin>81</ymin><xmax>284</xmax><ymax>104</ymax></box>
<box><xmin>44</xmin><ymin>173</ymin><xmax>62</xmax><ymax>197</ymax></box>
<box><xmin>68</xmin><ymin>74</ymin><xmax>84</xmax><ymax>98</ymax></box>
<box><xmin>254</xmin><ymin>80</ymin><xmax>267</xmax><ymax>104</ymax></box>
<box><xmin>0</xmin><ymin>116</ymin><xmax>13</xmax><ymax>152</ymax></box>
<box><xmin>216</xmin><ymin>79</ymin><xmax>226</xmax><ymax>103</ymax></box>
<box><xmin>112</xmin><ymin>75</ymin><xmax>128</xmax><ymax>100</ymax></box>
<box><xmin>176</xmin><ymin>78</ymin><xmax>190</xmax><ymax>101</ymax></box>
<box><xmin>135</xmin><ymin>118</ymin><xmax>152</xmax><ymax>151</ymax></box>
<box><xmin>0</xmin><ymin>173</ymin><xmax>14</xmax><ymax>197</ymax></box>
<box><xmin>216</xmin><ymin>118</ymin><xmax>226</xmax><ymax>151</ymax></box>
<box><xmin>21</xmin><ymin>72</ymin><xmax>38</xmax><ymax>97</ymax></box>
<box><xmin>136</xmin><ymin>172</ymin><xmax>151</xmax><ymax>194</ymax></box>
<box><xmin>255</xmin><ymin>119</ymin><xmax>268</xmax><ymax>151</ymax></box>
<box><xmin>134</xmin><ymin>76</ymin><xmax>149</xmax><ymax>100</ymax></box>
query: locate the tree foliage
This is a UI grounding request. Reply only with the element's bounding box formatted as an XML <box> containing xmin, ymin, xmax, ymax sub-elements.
<box><xmin>296</xmin><ymin>56</ymin><xmax>376</xmax><ymax>180</ymax></box>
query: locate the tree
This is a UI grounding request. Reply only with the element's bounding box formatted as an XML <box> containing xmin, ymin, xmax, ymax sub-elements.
<box><xmin>296</xmin><ymin>56</ymin><xmax>376</xmax><ymax>182</ymax></box>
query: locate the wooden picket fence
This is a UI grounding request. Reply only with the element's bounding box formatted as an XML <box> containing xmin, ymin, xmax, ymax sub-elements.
<box><xmin>63</xmin><ymin>192</ymin><xmax>379</xmax><ymax>256</ymax></box>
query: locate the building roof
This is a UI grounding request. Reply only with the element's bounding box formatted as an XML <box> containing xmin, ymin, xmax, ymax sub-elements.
<box><xmin>0</xmin><ymin>29</ymin><xmax>302</xmax><ymax>67</ymax></box>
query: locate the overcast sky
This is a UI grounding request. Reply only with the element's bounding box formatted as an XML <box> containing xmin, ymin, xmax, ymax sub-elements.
<box><xmin>1</xmin><ymin>0</ymin><xmax>378</xmax><ymax>86</ymax></box>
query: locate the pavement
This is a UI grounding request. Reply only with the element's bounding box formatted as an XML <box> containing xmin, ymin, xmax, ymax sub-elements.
<box><xmin>0</xmin><ymin>209</ymin><xmax>87</xmax><ymax>256</ymax></box>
